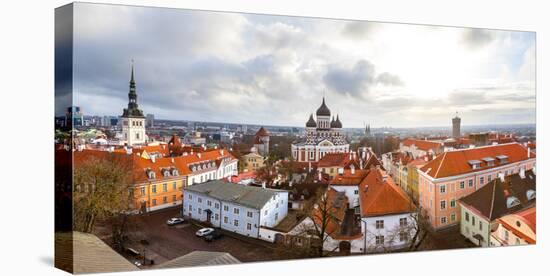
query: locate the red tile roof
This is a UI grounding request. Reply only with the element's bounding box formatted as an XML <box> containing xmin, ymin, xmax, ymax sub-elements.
<box><xmin>74</xmin><ymin>148</ymin><xmax>237</xmax><ymax>184</ymax></box>
<box><xmin>515</xmin><ymin>207</ymin><xmax>536</xmax><ymax>234</ymax></box>
<box><xmin>255</xmin><ymin>127</ymin><xmax>269</xmax><ymax>137</ymax></box>
<box><xmin>318</xmin><ymin>153</ymin><xmax>358</xmax><ymax>168</ymax></box>
<box><xmin>359</xmin><ymin>169</ymin><xmax>415</xmax><ymax>217</ymax></box>
<box><xmin>402</xmin><ymin>138</ymin><xmax>442</xmax><ymax>152</ymax></box>
<box><xmin>420</xmin><ymin>143</ymin><xmax>534</xmax><ymax>179</ymax></box>
<box><xmin>330</xmin><ymin>169</ymin><xmax>370</xmax><ymax>186</ymax></box>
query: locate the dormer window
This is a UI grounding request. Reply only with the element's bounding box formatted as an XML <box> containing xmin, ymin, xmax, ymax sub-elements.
<box><xmin>468</xmin><ymin>160</ymin><xmax>482</xmax><ymax>169</ymax></box>
<box><xmin>163</xmin><ymin>169</ymin><xmax>170</xmax><ymax>177</ymax></box>
<box><xmin>496</xmin><ymin>155</ymin><xmax>509</xmax><ymax>164</ymax></box>
<box><xmin>482</xmin><ymin>157</ymin><xmax>495</xmax><ymax>167</ymax></box>
<box><xmin>526</xmin><ymin>189</ymin><xmax>536</xmax><ymax>200</ymax></box>
<box><xmin>147</xmin><ymin>169</ymin><xmax>156</xmax><ymax>179</ymax></box>
<box><xmin>506</xmin><ymin>196</ymin><xmax>520</xmax><ymax>209</ymax></box>
<box><xmin>172</xmin><ymin>168</ymin><xmax>179</xmax><ymax>176</ymax></box>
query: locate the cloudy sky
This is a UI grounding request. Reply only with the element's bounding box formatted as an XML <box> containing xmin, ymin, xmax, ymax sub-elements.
<box><xmin>69</xmin><ymin>3</ymin><xmax>535</xmax><ymax>128</ymax></box>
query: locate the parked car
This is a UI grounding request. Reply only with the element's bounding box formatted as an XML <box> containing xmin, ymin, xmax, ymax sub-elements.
<box><xmin>166</xmin><ymin>217</ymin><xmax>185</xmax><ymax>225</ymax></box>
<box><xmin>195</xmin><ymin>227</ymin><xmax>215</xmax><ymax>237</ymax></box>
<box><xmin>204</xmin><ymin>231</ymin><xmax>223</xmax><ymax>242</ymax></box>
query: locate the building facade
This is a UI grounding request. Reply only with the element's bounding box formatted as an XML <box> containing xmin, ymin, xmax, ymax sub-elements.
<box><xmin>291</xmin><ymin>98</ymin><xmax>350</xmax><ymax>162</ymax></box>
<box><xmin>418</xmin><ymin>143</ymin><xmax>536</xmax><ymax>230</ymax></box>
<box><xmin>183</xmin><ymin>181</ymin><xmax>288</xmax><ymax>238</ymax></box>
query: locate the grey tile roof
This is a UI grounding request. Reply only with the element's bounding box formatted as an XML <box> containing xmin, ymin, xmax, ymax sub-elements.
<box><xmin>56</xmin><ymin>232</ymin><xmax>138</xmax><ymax>274</ymax></box>
<box><xmin>157</xmin><ymin>251</ymin><xmax>240</xmax><ymax>268</ymax></box>
<box><xmin>185</xmin><ymin>180</ymin><xmax>286</xmax><ymax>209</ymax></box>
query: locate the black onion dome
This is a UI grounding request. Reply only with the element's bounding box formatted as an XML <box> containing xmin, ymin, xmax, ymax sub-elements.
<box><xmin>334</xmin><ymin>115</ymin><xmax>343</xmax><ymax>128</ymax></box>
<box><xmin>316</xmin><ymin>97</ymin><xmax>331</xmax><ymax>117</ymax></box>
<box><xmin>330</xmin><ymin>116</ymin><xmax>338</xmax><ymax>128</ymax></box>
<box><xmin>306</xmin><ymin>114</ymin><xmax>317</xmax><ymax>127</ymax></box>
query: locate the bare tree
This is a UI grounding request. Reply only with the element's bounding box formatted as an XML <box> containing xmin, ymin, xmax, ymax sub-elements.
<box><xmin>73</xmin><ymin>154</ymin><xmax>133</xmax><ymax>238</ymax></box>
<box><xmin>277</xmin><ymin>188</ymin><xmax>343</xmax><ymax>257</ymax></box>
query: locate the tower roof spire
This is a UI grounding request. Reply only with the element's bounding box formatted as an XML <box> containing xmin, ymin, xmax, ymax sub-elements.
<box><xmin>130</xmin><ymin>59</ymin><xmax>135</xmax><ymax>84</ymax></box>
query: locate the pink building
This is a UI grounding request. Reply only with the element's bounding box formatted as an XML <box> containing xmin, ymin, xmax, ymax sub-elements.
<box><xmin>418</xmin><ymin>143</ymin><xmax>536</xmax><ymax>230</ymax></box>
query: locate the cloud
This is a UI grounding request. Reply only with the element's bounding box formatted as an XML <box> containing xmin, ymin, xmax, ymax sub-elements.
<box><xmin>376</xmin><ymin>72</ymin><xmax>404</xmax><ymax>86</ymax></box>
<box><xmin>461</xmin><ymin>28</ymin><xmax>496</xmax><ymax>49</ymax></box>
<box><xmin>341</xmin><ymin>21</ymin><xmax>377</xmax><ymax>40</ymax></box>
<box><xmin>66</xmin><ymin>3</ymin><xmax>535</xmax><ymax>128</ymax></box>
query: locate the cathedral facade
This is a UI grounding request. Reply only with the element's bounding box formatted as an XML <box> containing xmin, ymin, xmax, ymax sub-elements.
<box><xmin>291</xmin><ymin>98</ymin><xmax>350</xmax><ymax>162</ymax></box>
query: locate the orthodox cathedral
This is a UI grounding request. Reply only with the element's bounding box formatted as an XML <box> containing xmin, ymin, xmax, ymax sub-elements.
<box><xmin>291</xmin><ymin>98</ymin><xmax>350</xmax><ymax>162</ymax></box>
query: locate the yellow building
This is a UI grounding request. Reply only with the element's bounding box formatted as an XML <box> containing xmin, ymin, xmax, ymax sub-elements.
<box><xmin>242</xmin><ymin>151</ymin><xmax>265</xmax><ymax>172</ymax></box>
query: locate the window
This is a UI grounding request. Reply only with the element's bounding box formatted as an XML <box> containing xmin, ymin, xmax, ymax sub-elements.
<box><xmin>504</xmin><ymin>230</ymin><xmax>509</xmax><ymax>241</ymax></box>
<box><xmin>488</xmin><ymin>175</ymin><xmax>492</xmax><ymax>182</ymax></box>
<box><xmin>275</xmin><ymin>213</ymin><xmax>279</xmax><ymax>220</ymax></box>
<box><xmin>399</xmin><ymin>218</ymin><xmax>407</xmax><ymax>227</ymax></box>
<box><xmin>188</xmin><ymin>204</ymin><xmax>192</xmax><ymax>211</ymax></box>
<box><xmin>354</xmin><ymin>190</ymin><xmax>359</xmax><ymax>195</ymax></box>
<box><xmin>480</xmin><ymin>177</ymin><xmax>484</xmax><ymax>185</ymax></box>
<box><xmin>479</xmin><ymin>221</ymin><xmax>483</xmax><ymax>231</ymax></box>
<box><xmin>215</xmin><ymin>214</ymin><xmax>219</xmax><ymax>220</ymax></box>
<box><xmin>215</xmin><ymin>203</ymin><xmax>219</xmax><ymax>209</ymax></box>
<box><xmin>460</xmin><ymin>181</ymin><xmax>465</xmax><ymax>189</ymax></box>
<box><xmin>152</xmin><ymin>199</ymin><xmax>157</xmax><ymax>206</ymax></box>
<box><xmin>264</xmin><ymin>210</ymin><xmax>268</xmax><ymax>215</ymax></box>
<box><xmin>234</xmin><ymin>220</ymin><xmax>239</xmax><ymax>226</ymax></box>
<box><xmin>163</xmin><ymin>196</ymin><xmax>167</xmax><ymax>204</ymax></box>
<box><xmin>440</xmin><ymin>185</ymin><xmax>446</xmax><ymax>194</ymax></box>
<box><xmin>140</xmin><ymin>187</ymin><xmax>146</xmax><ymax>195</ymax></box>
<box><xmin>152</xmin><ymin>185</ymin><xmax>157</xmax><ymax>194</ymax></box>
<box><xmin>450</xmin><ymin>199</ymin><xmax>456</xmax><ymax>208</ymax></box>
<box><xmin>247</xmin><ymin>223</ymin><xmax>252</xmax><ymax>230</ymax></box>
<box><xmin>173</xmin><ymin>182</ymin><xmax>177</xmax><ymax>190</ymax></box>
<box><xmin>440</xmin><ymin>200</ymin><xmax>446</xmax><ymax>210</ymax></box>
<box><xmin>247</xmin><ymin>211</ymin><xmax>253</xmax><ymax>218</ymax></box>
<box><xmin>224</xmin><ymin>205</ymin><xmax>229</xmax><ymax>211</ymax></box>
<box><xmin>224</xmin><ymin>217</ymin><xmax>228</xmax><ymax>224</ymax></box>
<box><xmin>198</xmin><ymin>208</ymin><xmax>202</xmax><ymax>214</ymax></box>
<box><xmin>399</xmin><ymin>232</ymin><xmax>409</xmax><ymax>242</ymax></box>
<box><xmin>188</xmin><ymin>194</ymin><xmax>192</xmax><ymax>200</ymax></box>
<box><xmin>198</xmin><ymin>197</ymin><xmax>202</xmax><ymax>203</ymax></box>
<box><xmin>207</xmin><ymin>200</ymin><xmax>212</xmax><ymax>206</ymax></box>
<box><xmin>472</xmin><ymin>216</ymin><xmax>476</xmax><ymax>226</ymax></box>
<box><xmin>515</xmin><ymin>237</ymin><xmax>520</xmax><ymax>245</ymax></box>
<box><xmin>468</xmin><ymin>179</ymin><xmax>473</xmax><ymax>187</ymax></box>
<box><xmin>172</xmin><ymin>195</ymin><xmax>176</xmax><ymax>202</ymax></box>
<box><xmin>234</xmin><ymin>208</ymin><xmax>240</xmax><ymax>214</ymax></box>
<box><xmin>163</xmin><ymin>183</ymin><xmax>167</xmax><ymax>192</ymax></box>
<box><xmin>451</xmin><ymin>213</ymin><xmax>456</xmax><ymax>222</ymax></box>
<box><xmin>376</xmin><ymin>220</ymin><xmax>384</xmax><ymax>229</ymax></box>
<box><xmin>440</xmin><ymin>216</ymin><xmax>447</xmax><ymax>224</ymax></box>
<box><xmin>375</xmin><ymin>235</ymin><xmax>385</xmax><ymax>245</ymax></box>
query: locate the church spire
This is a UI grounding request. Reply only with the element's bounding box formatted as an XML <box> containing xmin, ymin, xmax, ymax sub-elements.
<box><xmin>122</xmin><ymin>60</ymin><xmax>144</xmax><ymax>118</ymax></box>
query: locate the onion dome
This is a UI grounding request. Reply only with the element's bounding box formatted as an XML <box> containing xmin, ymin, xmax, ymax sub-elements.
<box><xmin>334</xmin><ymin>114</ymin><xmax>343</xmax><ymax>128</ymax></box>
<box><xmin>306</xmin><ymin>114</ymin><xmax>317</xmax><ymax>128</ymax></box>
<box><xmin>316</xmin><ymin>97</ymin><xmax>331</xmax><ymax>117</ymax></box>
<box><xmin>330</xmin><ymin>116</ymin><xmax>338</xmax><ymax>128</ymax></box>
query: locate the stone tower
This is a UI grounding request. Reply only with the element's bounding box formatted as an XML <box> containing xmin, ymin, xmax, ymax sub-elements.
<box><xmin>452</xmin><ymin>112</ymin><xmax>461</xmax><ymax>139</ymax></box>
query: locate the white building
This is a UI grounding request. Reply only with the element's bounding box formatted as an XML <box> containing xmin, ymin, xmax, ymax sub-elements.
<box><xmin>183</xmin><ymin>180</ymin><xmax>288</xmax><ymax>238</ymax></box>
<box><xmin>291</xmin><ymin>98</ymin><xmax>350</xmax><ymax>162</ymax></box>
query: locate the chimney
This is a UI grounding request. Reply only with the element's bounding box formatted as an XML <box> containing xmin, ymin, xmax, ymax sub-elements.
<box><xmin>527</xmin><ymin>147</ymin><xmax>531</xmax><ymax>159</ymax></box>
<box><xmin>350</xmin><ymin>165</ymin><xmax>355</xmax><ymax>175</ymax></box>
<box><xmin>171</xmin><ymin>157</ymin><xmax>175</xmax><ymax>163</ymax></box>
<box><xmin>151</xmin><ymin>155</ymin><xmax>156</xmax><ymax>163</ymax></box>
<box><xmin>519</xmin><ymin>167</ymin><xmax>526</xmax><ymax>179</ymax></box>
<box><xmin>126</xmin><ymin>147</ymin><xmax>132</xmax><ymax>155</ymax></box>
<box><xmin>197</xmin><ymin>153</ymin><xmax>202</xmax><ymax>159</ymax></box>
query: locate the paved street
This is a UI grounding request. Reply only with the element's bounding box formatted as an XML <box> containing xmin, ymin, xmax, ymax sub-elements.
<box><xmin>117</xmin><ymin>206</ymin><xmax>280</xmax><ymax>267</ymax></box>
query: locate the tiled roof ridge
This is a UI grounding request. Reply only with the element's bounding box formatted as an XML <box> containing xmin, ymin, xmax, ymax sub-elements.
<box><xmin>434</xmin><ymin>151</ymin><xmax>448</xmax><ymax>178</ymax></box>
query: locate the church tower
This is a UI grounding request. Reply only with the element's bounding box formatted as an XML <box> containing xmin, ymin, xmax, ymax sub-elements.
<box><xmin>121</xmin><ymin>62</ymin><xmax>146</xmax><ymax>146</ymax></box>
